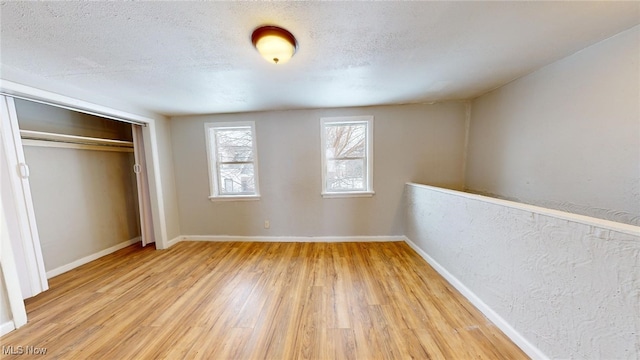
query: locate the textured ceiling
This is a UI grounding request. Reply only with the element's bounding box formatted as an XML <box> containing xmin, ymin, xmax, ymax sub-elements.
<box><xmin>1</xmin><ymin>1</ymin><xmax>638</xmax><ymax>117</ymax></box>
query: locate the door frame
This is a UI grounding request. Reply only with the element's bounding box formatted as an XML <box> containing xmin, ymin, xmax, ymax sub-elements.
<box><xmin>0</xmin><ymin>80</ymin><xmax>170</xmax><ymax>332</ymax></box>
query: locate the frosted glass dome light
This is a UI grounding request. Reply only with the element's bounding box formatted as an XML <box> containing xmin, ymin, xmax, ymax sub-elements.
<box><xmin>251</xmin><ymin>26</ymin><xmax>298</xmax><ymax>64</ymax></box>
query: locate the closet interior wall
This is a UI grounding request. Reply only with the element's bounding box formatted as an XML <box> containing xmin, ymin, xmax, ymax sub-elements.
<box><xmin>14</xmin><ymin>99</ymin><xmax>141</xmax><ymax>275</ymax></box>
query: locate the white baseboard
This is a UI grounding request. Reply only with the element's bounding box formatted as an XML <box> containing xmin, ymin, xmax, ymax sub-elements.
<box><xmin>0</xmin><ymin>321</ymin><xmax>16</xmax><ymax>337</ymax></box>
<box><xmin>46</xmin><ymin>237</ymin><xmax>141</xmax><ymax>279</ymax></box>
<box><xmin>403</xmin><ymin>237</ymin><xmax>548</xmax><ymax>360</ymax></box>
<box><xmin>166</xmin><ymin>235</ymin><xmax>184</xmax><ymax>247</ymax></box>
<box><xmin>180</xmin><ymin>235</ymin><xmax>406</xmax><ymax>243</ymax></box>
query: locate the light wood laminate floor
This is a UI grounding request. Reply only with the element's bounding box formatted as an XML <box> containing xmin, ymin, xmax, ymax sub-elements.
<box><xmin>1</xmin><ymin>241</ymin><xmax>527</xmax><ymax>359</ymax></box>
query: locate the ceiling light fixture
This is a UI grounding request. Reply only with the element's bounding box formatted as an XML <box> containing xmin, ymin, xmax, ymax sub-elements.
<box><xmin>251</xmin><ymin>25</ymin><xmax>297</xmax><ymax>65</ymax></box>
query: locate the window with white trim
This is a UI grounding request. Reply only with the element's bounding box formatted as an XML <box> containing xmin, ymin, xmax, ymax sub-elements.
<box><xmin>321</xmin><ymin>116</ymin><xmax>374</xmax><ymax>197</ymax></box>
<box><xmin>205</xmin><ymin>121</ymin><xmax>260</xmax><ymax>200</ymax></box>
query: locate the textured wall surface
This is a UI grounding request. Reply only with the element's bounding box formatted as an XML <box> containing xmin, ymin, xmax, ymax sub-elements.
<box><xmin>2</xmin><ymin>2</ymin><xmax>639</xmax><ymax>115</ymax></box>
<box><xmin>404</xmin><ymin>183</ymin><xmax>640</xmax><ymax>359</ymax></box>
<box><xmin>465</xmin><ymin>26</ymin><xmax>640</xmax><ymax>226</ymax></box>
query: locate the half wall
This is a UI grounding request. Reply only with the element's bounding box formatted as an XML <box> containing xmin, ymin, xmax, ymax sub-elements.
<box><xmin>404</xmin><ymin>183</ymin><xmax>639</xmax><ymax>359</ymax></box>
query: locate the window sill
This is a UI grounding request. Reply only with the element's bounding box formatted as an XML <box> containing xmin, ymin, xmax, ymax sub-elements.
<box><xmin>321</xmin><ymin>191</ymin><xmax>375</xmax><ymax>199</ymax></box>
<box><xmin>209</xmin><ymin>195</ymin><xmax>261</xmax><ymax>202</ymax></box>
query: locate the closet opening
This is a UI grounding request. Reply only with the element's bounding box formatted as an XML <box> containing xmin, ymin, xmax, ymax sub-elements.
<box><xmin>8</xmin><ymin>97</ymin><xmax>154</xmax><ymax>298</ymax></box>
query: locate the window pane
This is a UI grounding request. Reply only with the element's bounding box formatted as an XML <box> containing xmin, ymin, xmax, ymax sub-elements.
<box><xmin>218</xmin><ymin>163</ymin><xmax>255</xmax><ymax>194</ymax></box>
<box><xmin>326</xmin><ymin>159</ymin><xmax>365</xmax><ymax>191</ymax></box>
<box><xmin>325</xmin><ymin>123</ymin><xmax>366</xmax><ymax>158</ymax></box>
<box><xmin>215</xmin><ymin>128</ymin><xmax>254</xmax><ymax>162</ymax></box>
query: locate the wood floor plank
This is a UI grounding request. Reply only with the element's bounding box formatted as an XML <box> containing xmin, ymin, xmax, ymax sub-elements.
<box><xmin>1</xmin><ymin>241</ymin><xmax>528</xmax><ymax>359</ymax></box>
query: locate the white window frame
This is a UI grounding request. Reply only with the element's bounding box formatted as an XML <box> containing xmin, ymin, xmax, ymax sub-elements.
<box><xmin>204</xmin><ymin>121</ymin><xmax>260</xmax><ymax>201</ymax></box>
<box><xmin>320</xmin><ymin>116</ymin><xmax>374</xmax><ymax>198</ymax></box>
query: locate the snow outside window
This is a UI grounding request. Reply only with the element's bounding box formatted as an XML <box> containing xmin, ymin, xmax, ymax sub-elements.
<box><xmin>205</xmin><ymin>121</ymin><xmax>260</xmax><ymax>200</ymax></box>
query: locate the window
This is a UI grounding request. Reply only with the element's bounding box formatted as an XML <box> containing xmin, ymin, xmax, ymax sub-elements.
<box><xmin>321</xmin><ymin>116</ymin><xmax>374</xmax><ymax>197</ymax></box>
<box><xmin>205</xmin><ymin>121</ymin><xmax>260</xmax><ymax>200</ymax></box>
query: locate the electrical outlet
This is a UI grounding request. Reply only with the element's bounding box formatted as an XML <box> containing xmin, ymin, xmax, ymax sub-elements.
<box><xmin>264</xmin><ymin>220</ymin><xmax>270</xmax><ymax>229</ymax></box>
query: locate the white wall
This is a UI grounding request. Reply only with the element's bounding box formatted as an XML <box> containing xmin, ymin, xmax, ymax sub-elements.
<box><xmin>171</xmin><ymin>103</ymin><xmax>467</xmax><ymax>237</ymax></box>
<box><xmin>465</xmin><ymin>26</ymin><xmax>640</xmax><ymax>226</ymax></box>
<box><xmin>404</xmin><ymin>183</ymin><xmax>640</xmax><ymax>359</ymax></box>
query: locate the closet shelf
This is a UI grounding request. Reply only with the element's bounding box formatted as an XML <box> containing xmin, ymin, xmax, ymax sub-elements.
<box><xmin>20</xmin><ymin>130</ymin><xmax>134</xmax><ymax>152</ymax></box>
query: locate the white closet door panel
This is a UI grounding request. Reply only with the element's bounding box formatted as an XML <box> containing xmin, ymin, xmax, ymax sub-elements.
<box><xmin>0</xmin><ymin>95</ymin><xmax>48</xmax><ymax>298</ymax></box>
<box><xmin>132</xmin><ymin>125</ymin><xmax>155</xmax><ymax>246</ymax></box>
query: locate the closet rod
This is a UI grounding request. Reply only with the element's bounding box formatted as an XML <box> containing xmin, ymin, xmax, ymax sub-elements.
<box><xmin>0</xmin><ymin>92</ymin><xmax>148</xmax><ymax>127</ymax></box>
<box><xmin>20</xmin><ymin>130</ymin><xmax>133</xmax><ymax>148</ymax></box>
